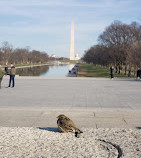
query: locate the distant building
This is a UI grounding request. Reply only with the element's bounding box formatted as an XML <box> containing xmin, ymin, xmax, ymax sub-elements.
<box><xmin>69</xmin><ymin>22</ymin><xmax>80</xmax><ymax>61</ymax></box>
<box><xmin>70</xmin><ymin>21</ymin><xmax>74</xmax><ymax>60</ymax></box>
<box><xmin>74</xmin><ymin>53</ymin><xmax>80</xmax><ymax>60</ymax></box>
<box><xmin>51</xmin><ymin>54</ymin><xmax>56</xmax><ymax>58</ymax></box>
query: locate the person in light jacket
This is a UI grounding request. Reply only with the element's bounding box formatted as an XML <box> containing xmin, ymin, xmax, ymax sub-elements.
<box><xmin>8</xmin><ymin>63</ymin><xmax>16</xmax><ymax>88</ymax></box>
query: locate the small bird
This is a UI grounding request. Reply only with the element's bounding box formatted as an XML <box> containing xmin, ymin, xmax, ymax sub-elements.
<box><xmin>56</xmin><ymin>114</ymin><xmax>83</xmax><ymax>137</ymax></box>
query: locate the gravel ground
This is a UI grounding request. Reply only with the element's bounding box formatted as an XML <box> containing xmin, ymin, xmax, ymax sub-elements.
<box><xmin>0</xmin><ymin>127</ymin><xmax>140</xmax><ymax>158</ymax></box>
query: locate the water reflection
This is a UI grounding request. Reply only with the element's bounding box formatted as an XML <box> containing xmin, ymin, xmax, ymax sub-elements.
<box><xmin>16</xmin><ymin>64</ymin><xmax>75</xmax><ymax>77</ymax></box>
<box><xmin>16</xmin><ymin>65</ymin><xmax>49</xmax><ymax>76</ymax></box>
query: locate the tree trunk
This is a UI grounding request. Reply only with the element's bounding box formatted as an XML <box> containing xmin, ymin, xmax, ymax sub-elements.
<box><xmin>115</xmin><ymin>66</ymin><xmax>118</xmax><ymax>73</ymax></box>
<box><xmin>124</xmin><ymin>65</ymin><xmax>127</xmax><ymax>75</ymax></box>
<box><xmin>128</xmin><ymin>66</ymin><xmax>131</xmax><ymax>77</ymax></box>
<box><xmin>134</xmin><ymin>66</ymin><xmax>136</xmax><ymax>77</ymax></box>
<box><xmin>118</xmin><ymin>65</ymin><xmax>121</xmax><ymax>74</ymax></box>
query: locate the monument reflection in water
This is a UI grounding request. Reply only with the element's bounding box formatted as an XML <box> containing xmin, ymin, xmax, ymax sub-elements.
<box><xmin>16</xmin><ymin>64</ymin><xmax>74</xmax><ymax>77</ymax></box>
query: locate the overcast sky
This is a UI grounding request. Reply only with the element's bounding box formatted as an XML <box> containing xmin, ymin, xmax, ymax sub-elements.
<box><xmin>0</xmin><ymin>0</ymin><xmax>141</xmax><ymax>57</ymax></box>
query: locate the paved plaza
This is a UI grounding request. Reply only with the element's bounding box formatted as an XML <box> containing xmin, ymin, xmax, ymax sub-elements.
<box><xmin>0</xmin><ymin>76</ymin><xmax>141</xmax><ymax>129</ymax></box>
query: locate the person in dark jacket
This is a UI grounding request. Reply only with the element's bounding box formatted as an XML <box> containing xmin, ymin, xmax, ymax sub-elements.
<box><xmin>8</xmin><ymin>63</ymin><xmax>16</xmax><ymax>88</ymax></box>
<box><xmin>4</xmin><ymin>64</ymin><xmax>8</xmax><ymax>75</ymax></box>
<box><xmin>110</xmin><ymin>66</ymin><xmax>114</xmax><ymax>79</ymax></box>
<box><xmin>137</xmin><ymin>69</ymin><xmax>141</xmax><ymax>79</ymax></box>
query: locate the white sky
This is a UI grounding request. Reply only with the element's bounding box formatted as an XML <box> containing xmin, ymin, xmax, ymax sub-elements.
<box><xmin>0</xmin><ymin>0</ymin><xmax>141</xmax><ymax>57</ymax></box>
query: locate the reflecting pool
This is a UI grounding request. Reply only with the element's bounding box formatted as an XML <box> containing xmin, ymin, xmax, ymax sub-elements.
<box><xmin>16</xmin><ymin>64</ymin><xmax>75</xmax><ymax>77</ymax></box>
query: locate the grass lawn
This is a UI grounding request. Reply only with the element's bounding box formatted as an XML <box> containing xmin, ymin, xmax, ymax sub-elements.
<box><xmin>60</xmin><ymin>60</ymin><xmax>80</xmax><ymax>64</ymax></box>
<box><xmin>77</xmin><ymin>64</ymin><xmax>134</xmax><ymax>78</ymax></box>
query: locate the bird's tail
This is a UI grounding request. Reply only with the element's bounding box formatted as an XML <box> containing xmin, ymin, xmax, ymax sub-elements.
<box><xmin>74</xmin><ymin>127</ymin><xmax>83</xmax><ymax>133</ymax></box>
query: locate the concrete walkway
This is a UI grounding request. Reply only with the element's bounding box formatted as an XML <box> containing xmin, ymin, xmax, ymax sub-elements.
<box><xmin>0</xmin><ymin>76</ymin><xmax>141</xmax><ymax>129</ymax></box>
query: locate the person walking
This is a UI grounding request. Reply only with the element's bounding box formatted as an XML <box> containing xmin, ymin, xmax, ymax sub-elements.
<box><xmin>110</xmin><ymin>66</ymin><xmax>114</xmax><ymax>79</ymax></box>
<box><xmin>8</xmin><ymin>63</ymin><xmax>16</xmax><ymax>88</ymax></box>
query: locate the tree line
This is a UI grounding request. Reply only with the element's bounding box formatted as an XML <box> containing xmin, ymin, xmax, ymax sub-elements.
<box><xmin>0</xmin><ymin>42</ymin><xmax>49</xmax><ymax>65</ymax></box>
<box><xmin>83</xmin><ymin>21</ymin><xmax>141</xmax><ymax>76</ymax></box>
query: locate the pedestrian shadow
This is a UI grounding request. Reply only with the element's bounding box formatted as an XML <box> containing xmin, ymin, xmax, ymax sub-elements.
<box><xmin>136</xmin><ymin>127</ymin><xmax>141</xmax><ymax>130</ymax></box>
<box><xmin>37</xmin><ymin>127</ymin><xmax>60</xmax><ymax>133</ymax></box>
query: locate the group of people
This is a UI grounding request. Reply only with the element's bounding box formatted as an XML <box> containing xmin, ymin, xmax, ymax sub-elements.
<box><xmin>5</xmin><ymin>63</ymin><xmax>16</xmax><ymax>88</ymax></box>
<box><xmin>110</xmin><ymin>66</ymin><xmax>141</xmax><ymax>79</ymax></box>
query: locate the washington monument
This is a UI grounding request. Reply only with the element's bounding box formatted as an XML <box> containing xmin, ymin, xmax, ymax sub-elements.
<box><xmin>70</xmin><ymin>21</ymin><xmax>74</xmax><ymax>60</ymax></box>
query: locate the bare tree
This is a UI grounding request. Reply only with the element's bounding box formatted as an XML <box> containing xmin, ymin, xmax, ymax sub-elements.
<box><xmin>0</xmin><ymin>42</ymin><xmax>49</xmax><ymax>65</ymax></box>
<box><xmin>1</xmin><ymin>41</ymin><xmax>13</xmax><ymax>65</ymax></box>
<box><xmin>83</xmin><ymin>20</ymin><xmax>141</xmax><ymax>76</ymax></box>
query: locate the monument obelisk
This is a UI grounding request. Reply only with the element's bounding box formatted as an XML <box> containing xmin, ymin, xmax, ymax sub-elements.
<box><xmin>70</xmin><ymin>21</ymin><xmax>74</xmax><ymax>60</ymax></box>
